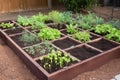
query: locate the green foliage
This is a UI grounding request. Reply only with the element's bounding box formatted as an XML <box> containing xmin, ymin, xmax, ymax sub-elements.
<box><xmin>25</xmin><ymin>41</ymin><xmax>55</xmax><ymax>56</ymax></box>
<box><xmin>59</xmin><ymin>0</ymin><xmax>97</xmax><ymax>12</ymax></box>
<box><xmin>105</xmin><ymin>29</ymin><xmax>120</xmax><ymax>42</ymax></box>
<box><xmin>93</xmin><ymin>24</ymin><xmax>114</xmax><ymax>35</ymax></box>
<box><xmin>25</xmin><ymin>46</ymin><xmax>35</xmax><ymax>55</ymax></box>
<box><xmin>72</xmin><ymin>31</ymin><xmax>91</xmax><ymax>42</ymax></box>
<box><xmin>39</xmin><ymin>50</ymin><xmax>77</xmax><ymax>73</ymax></box>
<box><xmin>31</xmin><ymin>21</ymin><xmax>47</xmax><ymax>29</ymax></box>
<box><xmin>66</xmin><ymin>23</ymin><xmax>78</xmax><ymax>34</ymax></box>
<box><xmin>38</xmin><ymin>28</ymin><xmax>61</xmax><ymax>40</ymax></box>
<box><xmin>19</xmin><ymin>31</ymin><xmax>39</xmax><ymax>45</ymax></box>
<box><xmin>79</xmin><ymin>13</ymin><xmax>104</xmax><ymax>30</ymax></box>
<box><xmin>107</xmin><ymin>20</ymin><xmax>120</xmax><ymax>30</ymax></box>
<box><xmin>48</xmin><ymin>11</ymin><xmax>63</xmax><ymax>23</ymax></box>
<box><xmin>0</xmin><ymin>22</ymin><xmax>14</xmax><ymax>29</ymax></box>
<box><xmin>62</xmin><ymin>11</ymin><xmax>73</xmax><ymax>23</ymax></box>
<box><xmin>17</xmin><ymin>15</ymin><xmax>31</xmax><ymax>26</ymax></box>
<box><xmin>30</xmin><ymin>13</ymin><xmax>48</xmax><ymax>22</ymax></box>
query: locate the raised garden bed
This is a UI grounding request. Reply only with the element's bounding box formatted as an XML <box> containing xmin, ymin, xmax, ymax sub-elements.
<box><xmin>0</xmin><ymin>19</ymin><xmax>120</xmax><ymax>80</ymax></box>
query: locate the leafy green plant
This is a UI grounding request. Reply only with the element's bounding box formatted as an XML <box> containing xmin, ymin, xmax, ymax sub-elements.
<box><xmin>72</xmin><ymin>31</ymin><xmax>91</xmax><ymax>42</ymax></box>
<box><xmin>17</xmin><ymin>15</ymin><xmax>31</xmax><ymax>26</ymax></box>
<box><xmin>25</xmin><ymin>46</ymin><xmax>35</xmax><ymax>55</ymax></box>
<box><xmin>19</xmin><ymin>31</ymin><xmax>39</xmax><ymax>45</ymax></box>
<box><xmin>62</xmin><ymin>11</ymin><xmax>73</xmax><ymax>23</ymax></box>
<box><xmin>48</xmin><ymin>11</ymin><xmax>63</xmax><ymax>23</ymax></box>
<box><xmin>79</xmin><ymin>13</ymin><xmax>104</xmax><ymax>30</ymax></box>
<box><xmin>0</xmin><ymin>22</ymin><xmax>14</xmax><ymax>29</ymax></box>
<box><xmin>92</xmin><ymin>24</ymin><xmax>114</xmax><ymax>35</ymax></box>
<box><xmin>39</xmin><ymin>50</ymin><xmax>77</xmax><ymax>73</ymax></box>
<box><xmin>105</xmin><ymin>29</ymin><xmax>120</xmax><ymax>42</ymax></box>
<box><xmin>59</xmin><ymin>0</ymin><xmax>97</xmax><ymax>12</ymax></box>
<box><xmin>31</xmin><ymin>21</ymin><xmax>47</xmax><ymax>29</ymax></box>
<box><xmin>38</xmin><ymin>28</ymin><xmax>61</xmax><ymax>40</ymax></box>
<box><xmin>107</xmin><ymin>20</ymin><xmax>120</xmax><ymax>30</ymax></box>
<box><xmin>66</xmin><ymin>23</ymin><xmax>78</xmax><ymax>34</ymax></box>
<box><xmin>30</xmin><ymin>12</ymin><xmax>48</xmax><ymax>22</ymax></box>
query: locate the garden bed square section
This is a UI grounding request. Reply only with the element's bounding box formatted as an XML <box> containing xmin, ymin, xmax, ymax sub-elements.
<box><xmin>52</xmin><ymin>37</ymin><xmax>80</xmax><ymax>49</ymax></box>
<box><xmin>66</xmin><ymin>45</ymin><xmax>101</xmax><ymax>60</ymax></box>
<box><xmin>88</xmin><ymin>38</ymin><xmax>119</xmax><ymax>51</ymax></box>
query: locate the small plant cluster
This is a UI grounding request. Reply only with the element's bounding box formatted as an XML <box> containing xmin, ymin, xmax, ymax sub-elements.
<box><xmin>38</xmin><ymin>28</ymin><xmax>61</xmax><ymax>40</ymax></box>
<box><xmin>93</xmin><ymin>24</ymin><xmax>120</xmax><ymax>42</ymax></box>
<box><xmin>17</xmin><ymin>11</ymin><xmax>73</xmax><ymax>29</ymax></box>
<box><xmin>39</xmin><ymin>50</ymin><xmax>77</xmax><ymax>73</ymax></box>
<box><xmin>48</xmin><ymin>11</ymin><xmax>73</xmax><ymax>24</ymax></box>
<box><xmin>0</xmin><ymin>22</ymin><xmax>14</xmax><ymax>29</ymax></box>
<box><xmin>107</xmin><ymin>20</ymin><xmax>120</xmax><ymax>30</ymax></box>
<box><xmin>72</xmin><ymin>31</ymin><xmax>91</xmax><ymax>42</ymax></box>
<box><xmin>19</xmin><ymin>31</ymin><xmax>39</xmax><ymax>45</ymax></box>
<box><xmin>66</xmin><ymin>23</ymin><xmax>91</xmax><ymax>42</ymax></box>
<box><xmin>77</xmin><ymin>12</ymin><xmax>104</xmax><ymax>30</ymax></box>
<box><xmin>25</xmin><ymin>41</ymin><xmax>55</xmax><ymax>57</ymax></box>
<box><xmin>66</xmin><ymin>23</ymin><xmax>78</xmax><ymax>34</ymax></box>
<box><xmin>17</xmin><ymin>14</ymin><xmax>47</xmax><ymax>29</ymax></box>
<box><xmin>92</xmin><ymin>24</ymin><xmax>113</xmax><ymax>35</ymax></box>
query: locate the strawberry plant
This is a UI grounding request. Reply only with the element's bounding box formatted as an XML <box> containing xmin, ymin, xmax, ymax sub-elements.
<box><xmin>39</xmin><ymin>50</ymin><xmax>77</xmax><ymax>73</ymax></box>
<box><xmin>72</xmin><ymin>31</ymin><xmax>91</xmax><ymax>42</ymax></box>
<box><xmin>38</xmin><ymin>28</ymin><xmax>61</xmax><ymax>40</ymax></box>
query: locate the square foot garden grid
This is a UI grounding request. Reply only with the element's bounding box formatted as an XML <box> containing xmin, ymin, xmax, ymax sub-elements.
<box><xmin>0</xmin><ymin>20</ymin><xmax>120</xmax><ymax>80</ymax></box>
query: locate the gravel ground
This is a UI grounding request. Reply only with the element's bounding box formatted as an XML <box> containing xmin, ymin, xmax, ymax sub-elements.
<box><xmin>0</xmin><ymin>7</ymin><xmax>120</xmax><ymax>80</ymax></box>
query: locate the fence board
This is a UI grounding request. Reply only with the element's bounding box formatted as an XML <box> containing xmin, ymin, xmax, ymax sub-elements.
<box><xmin>0</xmin><ymin>0</ymin><xmax>48</xmax><ymax>13</ymax></box>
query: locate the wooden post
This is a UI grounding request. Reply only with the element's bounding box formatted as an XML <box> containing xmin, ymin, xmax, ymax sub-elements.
<box><xmin>48</xmin><ymin>0</ymin><xmax>52</xmax><ymax>9</ymax></box>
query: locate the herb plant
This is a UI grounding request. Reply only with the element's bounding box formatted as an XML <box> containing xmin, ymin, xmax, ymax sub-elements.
<box><xmin>66</xmin><ymin>23</ymin><xmax>78</xmax><ymax>34</ymax></box>
<box><xmin>38</xmin><ymin>28</ymin><xmax>61</xmax><ymax>40</ymax></box>
<box><xmin>39</xmin><ymin>50</ymin><xmax>77</xmax><ymax>73</ymax></box>
<box><xmin>72</xmin><ymin>31</ymin><xmax>91</xmax><ymax>42</ymax></box>
<box><xmin>19</xmin><ymin>31</ymin><xmax>39</xmax><ymax>45</ymax></box>
<box><xmin>0</xmin><ymin>22</ymin><xmax>14</xmax><ymax>29</ymax></box>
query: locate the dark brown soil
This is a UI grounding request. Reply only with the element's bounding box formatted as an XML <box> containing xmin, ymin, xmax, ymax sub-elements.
<box><xmin>88</xmin><ymin>39</ymin><xmax>119</xmax><ymax>51</ymax></box>
<box><xmin>44</xmin><ymin>20</ymin><xmax>54</xmax><ymax>24</ymax></box>
<box><xmin>4</xmin><ymin>27</ymin><xmax>24</xmax><ymax>35</ymax></box>
<box><xmin>90</xmin><ymin>33</ymin><xmax>99</xmax><ymax>40</ymax></box>
<box><xmin>67</xmin><ymin>45</ymin><xmax>101</xmax><ymax>60</ymax></box>
<box><xmin>48</xmin><ymin>23</ymin><xmax>66</xmax><ymax>30</ymax></box>
<box><xmin>53</xmin><ymin>37</ymin><xmax>80</xmax><ymax>49</ymax></box>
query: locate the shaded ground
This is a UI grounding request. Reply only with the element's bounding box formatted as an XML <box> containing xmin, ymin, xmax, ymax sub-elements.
<box><xmin>0</xmin><ymin>7</ymin><xmax>120</xmax><ymax>80</ymax></box>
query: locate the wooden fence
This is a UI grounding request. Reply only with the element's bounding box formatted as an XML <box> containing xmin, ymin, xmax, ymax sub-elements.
<box><xmin>0</xmin><ymin>0</ymin><xmax>48</xmax><ymax>13</ymax></box>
